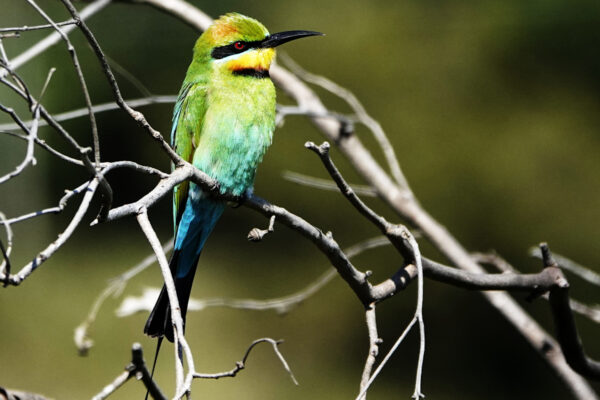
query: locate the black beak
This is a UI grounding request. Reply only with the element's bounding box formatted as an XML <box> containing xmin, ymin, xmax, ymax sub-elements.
<box><xmin>260</xmin><ymin>30</ymin><xmax>323</xmax><ymax>48</ymax></box>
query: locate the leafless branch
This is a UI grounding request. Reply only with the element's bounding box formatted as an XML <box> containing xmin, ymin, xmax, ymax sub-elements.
<box><xmin>135</xmin><ymin>210</ymin><xmax>202</xmax><ymax>398</ymax></box>
<box><xmin>0</xmin><ymin>212</ymin><xmax>13</xmax><ymax>287</ymax></box>
<box><xmin>279</xmin><ymin>53</ymin><xmax>411</xmax><ymax>193</ymax></box>
<box><xmin>282</xmin><ymin>170</ymin><xmax>377</xmax><ymax>197</ymax></box>
<box><xmin>1</xmin><ymin>68</ymin><xmax>84</xmax><ymax>150</ymax></box>
<box><xmin>0</xmin><ymin>104</ymin><xmax>39</xmax><ymax>184</ymax></box>
<box><xmin>1</xmin><ymin>2</ymin><xmax>598</xmax><ymax>400</ymax></box>
<box><xmin>275</xmin><ymin>104</ymin><xmax>356</xmax><ymax>133</ymax></box>
<box><xmin>5</xmin><ymin>181</ymin><xmax>89</xmax><ymax>225</ymax></box>
<box><xmin>116</xmin><ymin>237</ymin><xmax>391</xmax><ymax>318</ymax></box>
<box><xmin>0</xmin><ymin>96</ymin><xmax>177</xmax><ymax>131</ymax></box>
<box><xmin>0</xmin><ymin>387</ymin><xmax>51</xmax><ymax>400</ymax></box>
<box><xmin>473</xmin><ymin>251</ymin><xmax>600</xmax><ymax>324</ymax></box>
<box><xmin>193</xmin><ymin>338</ymin><xmax>298</xmax><ymax>385</ymax></box>
<box><xmin>59</xmin><ymin>0</ymin><xmax>181</xmax><ymax>164</ymax></box>
<box><xmin>359</xmin><ymin>304</ymin><xmax>380</xmax><ymax>400</ymax></box>
<box><xmin>530</xmin><ymin>247</ymin><xmax>600</xmax><ymax>287</ymax></box>
<box><xmin>0</xmin><ymin>177</ymin><xmax>98</xmax><ymax>285</ymax></box>
<box><xmin>26</xmin><ymin>0</ymin><xmax>101</xmax><ymax>165</ymax></box>
<box><xmin>540</xmin><ymin>244</ymin><xmax>600</xmax><ymax>380</ymax></box>
<box><xmin>91</xmin><ymin>343</ymin><xmax>166</xmax><ymax>400</ymax></box>
<box><xmin>75</xmin><ymin>239</ymin><xmax>174</xmax><ymax>355</ymax></box>
<box><xmin>0</xmin><ymin>20</ymin><xmax>77</xmax><ymax>34</ymax></box>
<box><xmin>0</xmin><ymin>0</ymin><xmax>111</xmax><ymax>77</ymax></box>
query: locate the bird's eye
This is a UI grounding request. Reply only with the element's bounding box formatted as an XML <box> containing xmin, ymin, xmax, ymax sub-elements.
<box><xmin>234</xmin><ymin>41</ymin><xmax>245</xmax><ymax>50</ymax></box>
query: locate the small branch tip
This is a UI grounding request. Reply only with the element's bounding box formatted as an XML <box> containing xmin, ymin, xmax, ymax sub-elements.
<box><xmin>539</xmin><ymin>243</ymin><xmax>557</xmax><ymax>268</ymax></box>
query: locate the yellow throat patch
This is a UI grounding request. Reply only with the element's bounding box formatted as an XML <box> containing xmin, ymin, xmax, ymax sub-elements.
<box><xmin>226</xmin><ymin>48</ymin><xmax>275</xmax><ymax>73</ymax></box>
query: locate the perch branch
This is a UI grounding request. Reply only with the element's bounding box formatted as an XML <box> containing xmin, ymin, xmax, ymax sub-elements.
<box><xmin>539</xmin><ymin>244</ymin><xmax>600</xmax><ymax>380</ymax></box>
<box><xmin>91</xmin><ymin>343</ymin><xmax>166</xmax><ymax>400</ymax></box>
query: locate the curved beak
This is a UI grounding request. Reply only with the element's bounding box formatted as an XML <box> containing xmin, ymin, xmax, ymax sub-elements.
<box><xmin>260</xmin><ymin>30</ymin><xmax>323</xmax><ymax>48</ymax></box>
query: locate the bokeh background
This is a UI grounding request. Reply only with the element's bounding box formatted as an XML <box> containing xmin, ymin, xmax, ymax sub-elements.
<box><xmin>1</xmin><ymin>0</ymin><xmax>599</xmax><ymax>399</ymax></box>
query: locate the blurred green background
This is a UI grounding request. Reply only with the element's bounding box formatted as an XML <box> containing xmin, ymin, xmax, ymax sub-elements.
<box><xmin>1</xmin><ymin>0</ymin><xmax>599</xmax><ymax>399</ymax></box>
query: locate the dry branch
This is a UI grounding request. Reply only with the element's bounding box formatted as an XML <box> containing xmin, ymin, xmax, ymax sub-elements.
<box><xmin>0</xmin><ymin>1</ymin><xmax>598</xmax><ymax>400</ymax></box>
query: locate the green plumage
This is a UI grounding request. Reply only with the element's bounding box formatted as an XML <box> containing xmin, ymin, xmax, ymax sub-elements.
<box><xmin>144</xmin><ymin>12</ymin><xmax>321</xmax><ymax>343</ymax></box>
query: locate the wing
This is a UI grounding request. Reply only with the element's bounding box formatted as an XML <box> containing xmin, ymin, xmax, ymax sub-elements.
<box><xmin>171</xmin><ymin>81</ymin><xmax>208</xmax><ymax>232</ymax></box>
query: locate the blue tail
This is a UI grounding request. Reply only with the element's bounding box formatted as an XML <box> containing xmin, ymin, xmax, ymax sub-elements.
<box><xmin>144</xmin><ymin>195</ymin><xmax>224</xmax><ymax>342</ymax></box>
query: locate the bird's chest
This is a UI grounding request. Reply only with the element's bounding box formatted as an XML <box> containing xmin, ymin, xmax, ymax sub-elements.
<box><xmin>193</xmin><ymin>80</ymin><xmax>275</xmax><ymax>195</ymax></box>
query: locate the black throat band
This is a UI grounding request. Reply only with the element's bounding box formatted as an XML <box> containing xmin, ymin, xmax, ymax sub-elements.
<box><xmin>232</xmin><ymin>68</ymin><xmax>270</xmax><ymax>79</ymax></box>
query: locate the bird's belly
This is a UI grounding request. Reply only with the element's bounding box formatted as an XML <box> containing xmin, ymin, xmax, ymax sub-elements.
<box><xmin>193</xmin><ymin>123</ymin><xmax>273</xmax><ymax>196</ymax></box>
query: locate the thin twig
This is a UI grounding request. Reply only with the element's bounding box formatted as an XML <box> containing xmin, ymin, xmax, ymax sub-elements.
<box><xmin>474</xmin><ymin>251</ymin><xmax>600</xmax><ymax>324</ymax></box>
<box><xmin>1</xmin><ymin>0</ymin><xmax>111</xmax><ymax>77</ymax></box>
<box><xmin>193</xmin><ymin>338</ymin><xmax>298</xmax><ymax>385</ymax></box>
<box><xmin>0</xmin><ymin>178</ymin><xmax>98</xmax><ymax>285</ymax></box>
<box><xmin>0</xmin><ymin>104</ymin><xmax>39</xmax><ymax>184</ymax></box>
<box><xmin>282</xmin><ymin>170</ymin><xmax>377</xmax><ymax>197</ymax></box>
<box><xmin>0</xmin><ymin>20</ymin><xmax>77</xmax><ymax>33</ymax></box>
<box><xmin>91</xmin><ymin>343</ymin><xmax>167</xmax><ymax>400</ymax></box>
<box><xmin>75</xmin><ymin>239</ymin><xmax>174</xmax><ymax>354</ymax></box>
<box><xmin>356</xmin><ymin>231</ymin><xmax>425</xmax><ymax>400</ymax></box>
<box><xmin>280</xmin><ymin>53</ymin><xmax>411</xmax><ymax>193</ymax></box>
<box><xmin>136</xmin><ymin>210</ymin><xmax>195</xmax><ymax>397</ymax></box>
<box><xmin>359</xmin><ymin>304</ymin><xmax>380</xmax><ymax>400</ymax></box>
<box><xmin>540</xmin><ymin>244</ymin><xmax>600</xmax><ymax>380</ymax></box>
<box><xmin>1</xmin><ymin>69</ymin><xmax>82</xmax><ymax>151</ymax></box>
<box><xmin>26</xmin><ymin>0</ymin><xmax>101</xmax><ymax>164</ymax></box>
<box><xmin>5</xmin><ymin>181</ymin><xmax>89</xmax><ymax>225</ymax></box>
<box><xmin>0</xmin><ymin>96</ymin><xmax>177</xmax><ymax>131</ymax></box>
<box><xmin>530</xmin><ymin>247</ymin><xmax>600</xmax><ymax>287</ymax></box>
<box><xmin>59</xmin><ymin>0</ymin><xmax>181</xmax><ymax>163</ymax></box>
<box><xmin>104</xmin><ymin>53</ymin><xmax>153</xmax><ymax>97</ymax></box>
<box><xmin>0</xmin><ymin>212</ymin><xmax>13</xmax><ymax>287</ymax></box>
<box><xmin>356</xmin><ymin>317</ymin><xmax>417</xmax><ymax>400</ymax></box>
<box><xmin>117</xmin><ymin>237</ymin><xmax>391</xmax><ymax>318</ymax></box>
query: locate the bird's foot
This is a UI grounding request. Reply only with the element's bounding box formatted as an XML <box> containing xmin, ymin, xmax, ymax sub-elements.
<box><xmin>231</xmin><ymin>188</ymin><xmax>253</xmax><ymax>208</ymax></box>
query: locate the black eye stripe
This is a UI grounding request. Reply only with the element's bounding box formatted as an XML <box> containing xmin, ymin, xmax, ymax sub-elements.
<box><xmin>211</xmin><ymin>39</ymin><xmax>265</xmax><ymax>59</ymax></box>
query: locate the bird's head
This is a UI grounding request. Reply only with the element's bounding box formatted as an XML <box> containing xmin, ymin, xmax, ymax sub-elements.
<box><xmin>194</xmin><ymin>13</ymin><xmax>322</xmax><ymax>78</ymax></box>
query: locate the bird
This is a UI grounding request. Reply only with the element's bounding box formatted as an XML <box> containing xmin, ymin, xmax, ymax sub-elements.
<box><xmin>144</xmin><ymin>13</ymin><xmax>322</xmax><ymax>343</ymax></box>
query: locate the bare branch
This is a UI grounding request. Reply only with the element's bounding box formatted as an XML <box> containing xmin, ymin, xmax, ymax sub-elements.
<box><xmin>136</xmin><ymin>210</ymin><xmax>196</xmax><ymax>397</ymax></box>
<box><xmin>530</xmin><ymin>247</ymin><xmax>600</xmax><ymax>287</ymax></box>
<box><xmin>117</xmin><ymin>237</ymin><xmax>391</xmax><ymax>318</ymax></box>
<box><xmin>0</xmin><ymin>20</ymin><xmax>77</xmax><ymax>34</ymax></box>
<box><xmin>275</xmin><ymin>104</ymin><xmax>356</xmax><ymax>133</ymax></box>
<box><xmin>0</xmin><ymin>0</ymin><xmax>111</xmax><ymax>77</ymax></box>
<box><xmin>539</xmin><ymin>244</ymin><xmax>600</xmax><ymax>380</ymax></box>
<box><xmin>280</xmin><ymin>53</ymin><xmax>411</xmax><ymax>193</ymax></box>
<box><xmin>0</xmin><ymin>96</ymin><xmax>177</xmax><ymax>131</ymax></box>
<box><xmin>26</xmin><ymin>0</ymin><xmax>101</xmax><ymax>164</ymax></box>
<box><xmin>5</xmin><ymin>181</ymin><xmax>88</xmax><ymax>225</ymax></box>
<box><xmin>282</xmin><ymin>170</ymin><xmax>377</xmax><ymax>197</ymax></box>
<box><xmin>474</xmin><ymin>251</ymin><xmax>600</xmax><ymax>324</ymax></box>
<box><xmin>59</xmin><ymin>0</ymin><xmax>181</xmax><ymax>163</ymax></box>
<box><xmin>193</xmin><ymin>338</ymin><xmax>298</xmax><ymax>385</ymax></box>
<box><xmin>1</xmin><ymin>63</ymin><xmax>83</xmax><ymax>156</ymax></box>
<box><xmin>91</xmin><ymin>343</ymin><xmax>166</xmax><ymax>400</ymax></box>
<box><xmin>0</xmin><ymin>178</ymin><xmax>98</xmax><ymax>286</ymax></box>
<box><xmin>356</xmin><ymin>317</ymin><xmax>417</xmax><ymax>400</ymax></box>
<box><xmin>104</xmin><ymin>53</ymin><xmax>153</xmax><ymax>97</ymax></box>
<box><xmin>75</xmin><ymin>239</ymin><xmax>174</xmax><ymax>355</ymax></box>
<box><xmin>0</xmin><ymin>387</ymin><xmax>51</xmax><ymax>400</ymax></box>
<box><xmin>359</xmin><ymin>304</ymin><xmax>380</xmax><ymax>400</ymax></box>
<box><xmin>0</xmin><ymin>212</ymin><xmax>13</xmax><ymax>286</ymax></box>
<box><xmin>569</xmin><ymin>299</ymin><xmax>600</xmax><ymax>325</ymax></box>
<box><xmin>0</xmin><ymin>105</ymin><xmax>39</xmax><ymax>184</ymax></box>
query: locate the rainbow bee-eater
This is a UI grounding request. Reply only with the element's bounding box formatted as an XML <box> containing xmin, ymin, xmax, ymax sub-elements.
<box><xmin>144</xmin><ymin>13</ymin><xmax>322</xmax><ymax>342</ymax></box>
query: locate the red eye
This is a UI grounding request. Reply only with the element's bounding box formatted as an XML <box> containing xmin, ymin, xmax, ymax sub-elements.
<box><xmin>234</xmin><ymin>41</ymin><xmax>245</xmax><ymax>50</ymax></box>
